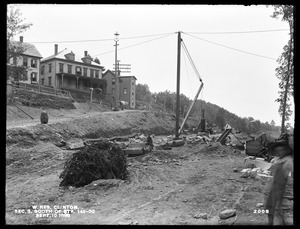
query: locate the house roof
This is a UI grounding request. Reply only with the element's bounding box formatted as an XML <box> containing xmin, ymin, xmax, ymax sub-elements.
<box><xmin>9</xmin><ymin>41</ymin><xmax>43</xmax><ymax>58</ymax></box>
<box><xmin>103</xmin><ymin>69</ymin><xmax>137</xmax><ymax>80</ymax></box>
<box><xmin>41</xmin><ymin>48</ymin><xmax>104</xmax><ymax>68</ymax></box>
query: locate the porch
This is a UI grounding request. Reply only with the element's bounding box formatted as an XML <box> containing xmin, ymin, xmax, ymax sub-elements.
<box><xmin>55</xmin><ymin>73</ymin><xmax>107</xmax><ymax>94</ymax></box>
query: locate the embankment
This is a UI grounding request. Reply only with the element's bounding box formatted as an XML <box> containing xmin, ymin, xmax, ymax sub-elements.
<box><xmin>6</xmin><ymin>110</ymin><xmax>176</xmax><ymax>149</ymax></box>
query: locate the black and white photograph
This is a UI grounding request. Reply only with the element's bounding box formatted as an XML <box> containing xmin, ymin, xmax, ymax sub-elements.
<box><xmin>6</xmin><ymin>4</ymin><xmax>294</xmax><ymax>225</ymax></box>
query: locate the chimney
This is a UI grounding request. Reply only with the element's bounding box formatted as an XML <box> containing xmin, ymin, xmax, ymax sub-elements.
<box><xmin>20</xmin><ymin>36</ymin><xmax>23</xmax><ymax>43</ymax></box>
<box><xmin>54</xmin><ymin>44</ymin><xmax>58</xmax><ymax>55</ymax></box>
<box><xmin>84</xmin><ymin>51</ymin><xmax>88</xmax><ymax>57</ymax></box>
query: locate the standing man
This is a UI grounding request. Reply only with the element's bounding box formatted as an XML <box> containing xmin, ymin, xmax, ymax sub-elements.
<box><xmin>264</xmin><ymin>139</ymin><xmax>293</xmax><ymax>225</ymax></box>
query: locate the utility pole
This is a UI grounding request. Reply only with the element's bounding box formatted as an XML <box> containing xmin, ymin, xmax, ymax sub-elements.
<box><xmin>281</xmin><ymin>24</ymin><xmax>293</xmax><ymax>134</ymax></box>
<box><xmin>114</xmin><ymin>32</ymin><xmax>120</xmax><ymax>109</ymax></box>
<box><xmin>175</xmin><ymin>31</ymin><xmax>181</xmax><ymax>139</ymax></box>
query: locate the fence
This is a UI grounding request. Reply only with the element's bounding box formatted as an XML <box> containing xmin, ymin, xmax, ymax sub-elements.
<box><xmin>12</xmin><ymin>82</ymin><xmax>71</xmax><ymax>99</ymax></box>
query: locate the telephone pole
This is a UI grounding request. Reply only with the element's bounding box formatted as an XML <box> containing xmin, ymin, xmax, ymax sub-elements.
<box><xmin>114</xmin><ymin>32</ymin><xmax>119</xmax><ymax>109</ymax></box>
<box><xmin>175</xmin><ymin>31</ymin><xmax>181</xmax><ymax>138</ymax></box>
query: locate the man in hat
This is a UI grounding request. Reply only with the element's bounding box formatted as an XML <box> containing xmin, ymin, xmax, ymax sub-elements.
<box><xmin>264</xmin><ymin>139</ymin><xmax>293</xmax><ymax>225</ymax></box>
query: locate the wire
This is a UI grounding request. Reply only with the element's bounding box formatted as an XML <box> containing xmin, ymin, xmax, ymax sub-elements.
<box><xmin>26</xmin><ymin>32</ymin><xmax>175</xmax><ymax>44</ymax></box>
<box><xmin>185</xmin><ymin>29</ymin><xmax>289</xmax><ymax>34</ymax></box>
<box><xmin>120</xmin><ymin>32</ymin><xmax>175</xmax><ymax>40</ymax></box>
<box><xmin>183</xmin><ymin>32</ymin><xmax>276</xmax><ymax>61</ymax></box>
<box><xmin>181</xmin><ymin>40</ymin><xmax>203</xmax><ymax>81</ymax></box>
<box><xmin>28</xmin><ymin>38</ymin><xmax>113</xmax><ymax>44</ymax></box>
<box><xmin>182</xmin><ymin>46</ymin><xmax>194</xmax><ymax>98</ymax></box>
<box><xmin>92</xmin><ymin>33</ymin><xmax>176</xmax><ymax>57</ymax></box>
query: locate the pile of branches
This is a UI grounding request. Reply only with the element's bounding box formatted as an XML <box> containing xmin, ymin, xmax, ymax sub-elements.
<box><xmin>59</xmin><ymin>140</ymin><xmax>128</xmax><ymax>187</ymax></box>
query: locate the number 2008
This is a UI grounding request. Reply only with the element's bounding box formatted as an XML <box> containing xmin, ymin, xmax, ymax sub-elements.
<box><xmin>254</xmin><ymin>209</ymin><xmax>269</xmax><ymax>214</ymax></box>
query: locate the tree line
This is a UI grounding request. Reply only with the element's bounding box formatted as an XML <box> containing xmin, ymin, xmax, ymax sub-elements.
<box><xmin>135</xmin><ymin>83</ymin><xmax>281</xmax><ymax>134</ymax></box>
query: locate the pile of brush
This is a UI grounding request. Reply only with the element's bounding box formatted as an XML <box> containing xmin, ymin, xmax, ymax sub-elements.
<box><xmin>59</xmin><ymin>140</ymin><xmax>128</xmax><ymax>187</ymax></box>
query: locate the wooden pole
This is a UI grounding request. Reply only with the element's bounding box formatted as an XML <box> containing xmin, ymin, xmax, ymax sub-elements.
<box><xmin>114</xmin><ymin>32</ymin><xmax>119</xmax><ymax>110</ymax></box>
<box><xmin>175</xmin><ymin>31</ymin><xmax>181</xmax><ymax>138</ymax></box>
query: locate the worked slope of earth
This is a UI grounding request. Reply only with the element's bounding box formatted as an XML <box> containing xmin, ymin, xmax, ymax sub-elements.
<box><xmin>6</xmin><ymin>106</ymin><xmax>293</xmax><ymax>225</ymax></box>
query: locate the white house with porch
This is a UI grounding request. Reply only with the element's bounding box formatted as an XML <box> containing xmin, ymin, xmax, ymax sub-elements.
<box><xmin>40</xmin><ymin>44</ymin><xmax>106</xmax><ymax>93</ymax></box>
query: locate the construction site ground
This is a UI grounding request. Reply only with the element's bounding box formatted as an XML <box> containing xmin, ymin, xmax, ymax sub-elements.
<box><xmin>6</xmin><ymin>103</ymin><xmax>293</xmax><ymax>225</ymax></box>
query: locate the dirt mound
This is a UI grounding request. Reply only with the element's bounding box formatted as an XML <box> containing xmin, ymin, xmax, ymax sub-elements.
<box><xmin>195</xmin><ymin>142</ymin><xmax>242</xmax><ymax>157</ymax></box>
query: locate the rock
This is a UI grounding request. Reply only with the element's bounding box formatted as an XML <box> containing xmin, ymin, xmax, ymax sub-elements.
<box><xmin>131</xmin><ymin>221</ymin><xmax>139</xmax><ymax>225</ymax></box>
<box><xmin>199</xmin><ymin>213</ymin><xmax>208</xmax><ymax>219</ymax></box>
<box><xmin>193</xmin><ymin>213</ymin><xmax>208</xmax><ymax>219</ymax></box>
<box><xmin>66</xmin><ymin>138</ymin><xmax>85</xmax><ymax>150</ymax></box>
<box><xmin>48</xmin><ymin>197</ymin><xmax>55</xmax><ymax>202</ymax></box>
<box><xmin>245</xmin><ymin>163</ymin><xmax>256</xmax><ymax>169</ymax></box>
<box><xmin>256</xmin><ymin>203</ymin><xmax>264</xmax><ymax>208</ymax></box>
<box><xmin>68</xmin><ymin>186</ymin><xmax>74</xmax><ymax>190</ymax></box>
<box><xmin>233</xmin><ymin>168</ymin><xmax>238</xmax><ymax>172</ymax></box>
<box><xmin>219</xmin><ymin>209</ymin><xmax>236</xmax><ymax>219</ymax></box>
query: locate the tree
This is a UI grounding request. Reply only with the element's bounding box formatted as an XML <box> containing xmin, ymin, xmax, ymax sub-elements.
<box><xmin>270</xmin><ymin>5</ymin><xmax>294</xmax><ymax>133</ymax></box>
<box><xmin>143</xmin><ymin>93</ymin><xmax>152</xmax><ymax>103</ymax></box>
<box><xmin>7</xmin><ymin>5</ymin><xmax>33</xmax><ymax>62</ymax></box>
<box><xmin>7</xmin><ymin>65</ymin><xmax>27</xmax><ymax>81</ymax></box>
<box><xmin>270</xmin><ymin>120</ymin><xmax>276</xmax><ymax>126</ymax></box>
<box><xmin>179</xmin><ymin>94</ymin><xmax>190</xmax><ymax>117</ymax></box>
<box><xmin>165</xmin><ymin>96</ymin><xmax>174</xmax><ymax>111</ymax></box>
<box><xmin>214</xmin><ymin>108</ymin><xmax>226</xmax><ymax>130</ymax></box>
<box><xmin>7</xmin><ymin>5</ymin><xmax>32</xmax><ymax>81</ymax></box>
<box><xmin>136</xmin><ymin>84</ymin><xmax>151</xmax><ymax>101</ymax></box>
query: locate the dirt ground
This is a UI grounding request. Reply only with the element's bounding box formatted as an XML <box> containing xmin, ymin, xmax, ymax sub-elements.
<box><xmin>6</xmin><ymin>104</ymin><xmax>293</xmax><ymax>225</ymax></box>
<box><xmin>6</xmin><ymin>102</ymin><xmax>110</xmax><ymax>129</ymax></box>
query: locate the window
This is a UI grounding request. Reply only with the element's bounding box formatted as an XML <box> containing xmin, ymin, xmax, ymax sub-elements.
<box><xmin>132</xmin><ymin>80</ymin><xmax>135</xmax><ymax>86</ymax></box>
<box><xmin>48</xmin><ymin>76</ymin><xmax>52</xmax><ymax>86</ymax></box>
<box><xmin>83</xmin><ymin>68</ymin><xmax>87</xmax><ymax>76</ymax></box>
<box><xmin>49</xmin><ymin>63</ymin><xmax>52</xmax><ymax>73</ymax></box>
<box><xmin>95</xmin><ymin>70</ymin><xmax>99</xmax><ymax>78</ymax></box>
<box><xmin>112</xmin><ymin>78</ymin><xmax>115</xmax><ymax>85</ymax></box>
<box><xmin>59</xmin><ymin>63</ymin><xmax>64</xmax><ymax>73</ymax></box>
<box><xmin>67</xmin><ymin>65</ymin><xmax>72</xmax><ymax>74</ymax></box>
<box><xmin>132</xmin><ymin>91</ymin><xmax>134</xmax><ymax>96</ymax></box>
<box><xmin>13</xmin><ymin>57</ymin><xmax>17</xmax><ymax>65</ymax></box>
<box><xmin>31</xmin><ymin>59</ymin><xmax>37</xmax><ymax>68</ymax></box>
<box><xmin>123</xmin><ymin>88</ymin><xmax>127</xmax><ymax>94</ymax></box>
<box><xmin>41</xmin><ymin>66</ymin><xmax>45</xmax><ymax>75</ymax></box>
<box><xmin>76</xmin><ymin>66</ymin><xmax>81</xmax><ymax>75</ymax></box>
<box><xmin>31</xmin><ymin>72</ymin><xmax>37</xmax><ymax>83</ymax></box>
<box><xmin>23</xmin><ymin>57</ymin><xmax>28</xmax><ymax>66</ymax></box>
<box><xmin>41</xmin><ymin>78</ymin><xmax>44</xmax><ymax>85</ymax></box>
<box><xmin>112</xmin><ymin>88</ymin><xmax>115</xmax><ymax>94</ymax></box>
<box><xmin>90</xmin><ymin>69</ymin><xmax>94</xmax><ymax>78</ymax></box>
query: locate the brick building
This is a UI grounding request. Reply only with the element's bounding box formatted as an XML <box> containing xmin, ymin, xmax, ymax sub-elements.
<box><xmin>103</xmin><ymin>70</ymin><xmax>137</xmax><ymax>109</ymax></box>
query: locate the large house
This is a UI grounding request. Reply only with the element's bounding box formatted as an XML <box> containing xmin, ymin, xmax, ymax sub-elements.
<box><xmin>103</xmin><ymin>70</ymin><xmax>137</xmax><ymax>109</ymax></box>
<box><xmin>40</xmin><ymin>44</ymin><xmax>106</xmax><ymax>93</ymax></box>
<box><xmin>7</xmin><ymin>36</ymin><xmax>43</xmax><ymax>84</ymax></box>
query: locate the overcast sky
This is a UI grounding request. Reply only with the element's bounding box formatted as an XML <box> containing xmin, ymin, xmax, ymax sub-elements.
<box><xmin>13</xmin><ymin>4</ymin><xmax>294</xmax><ymax>126</ymax></box>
